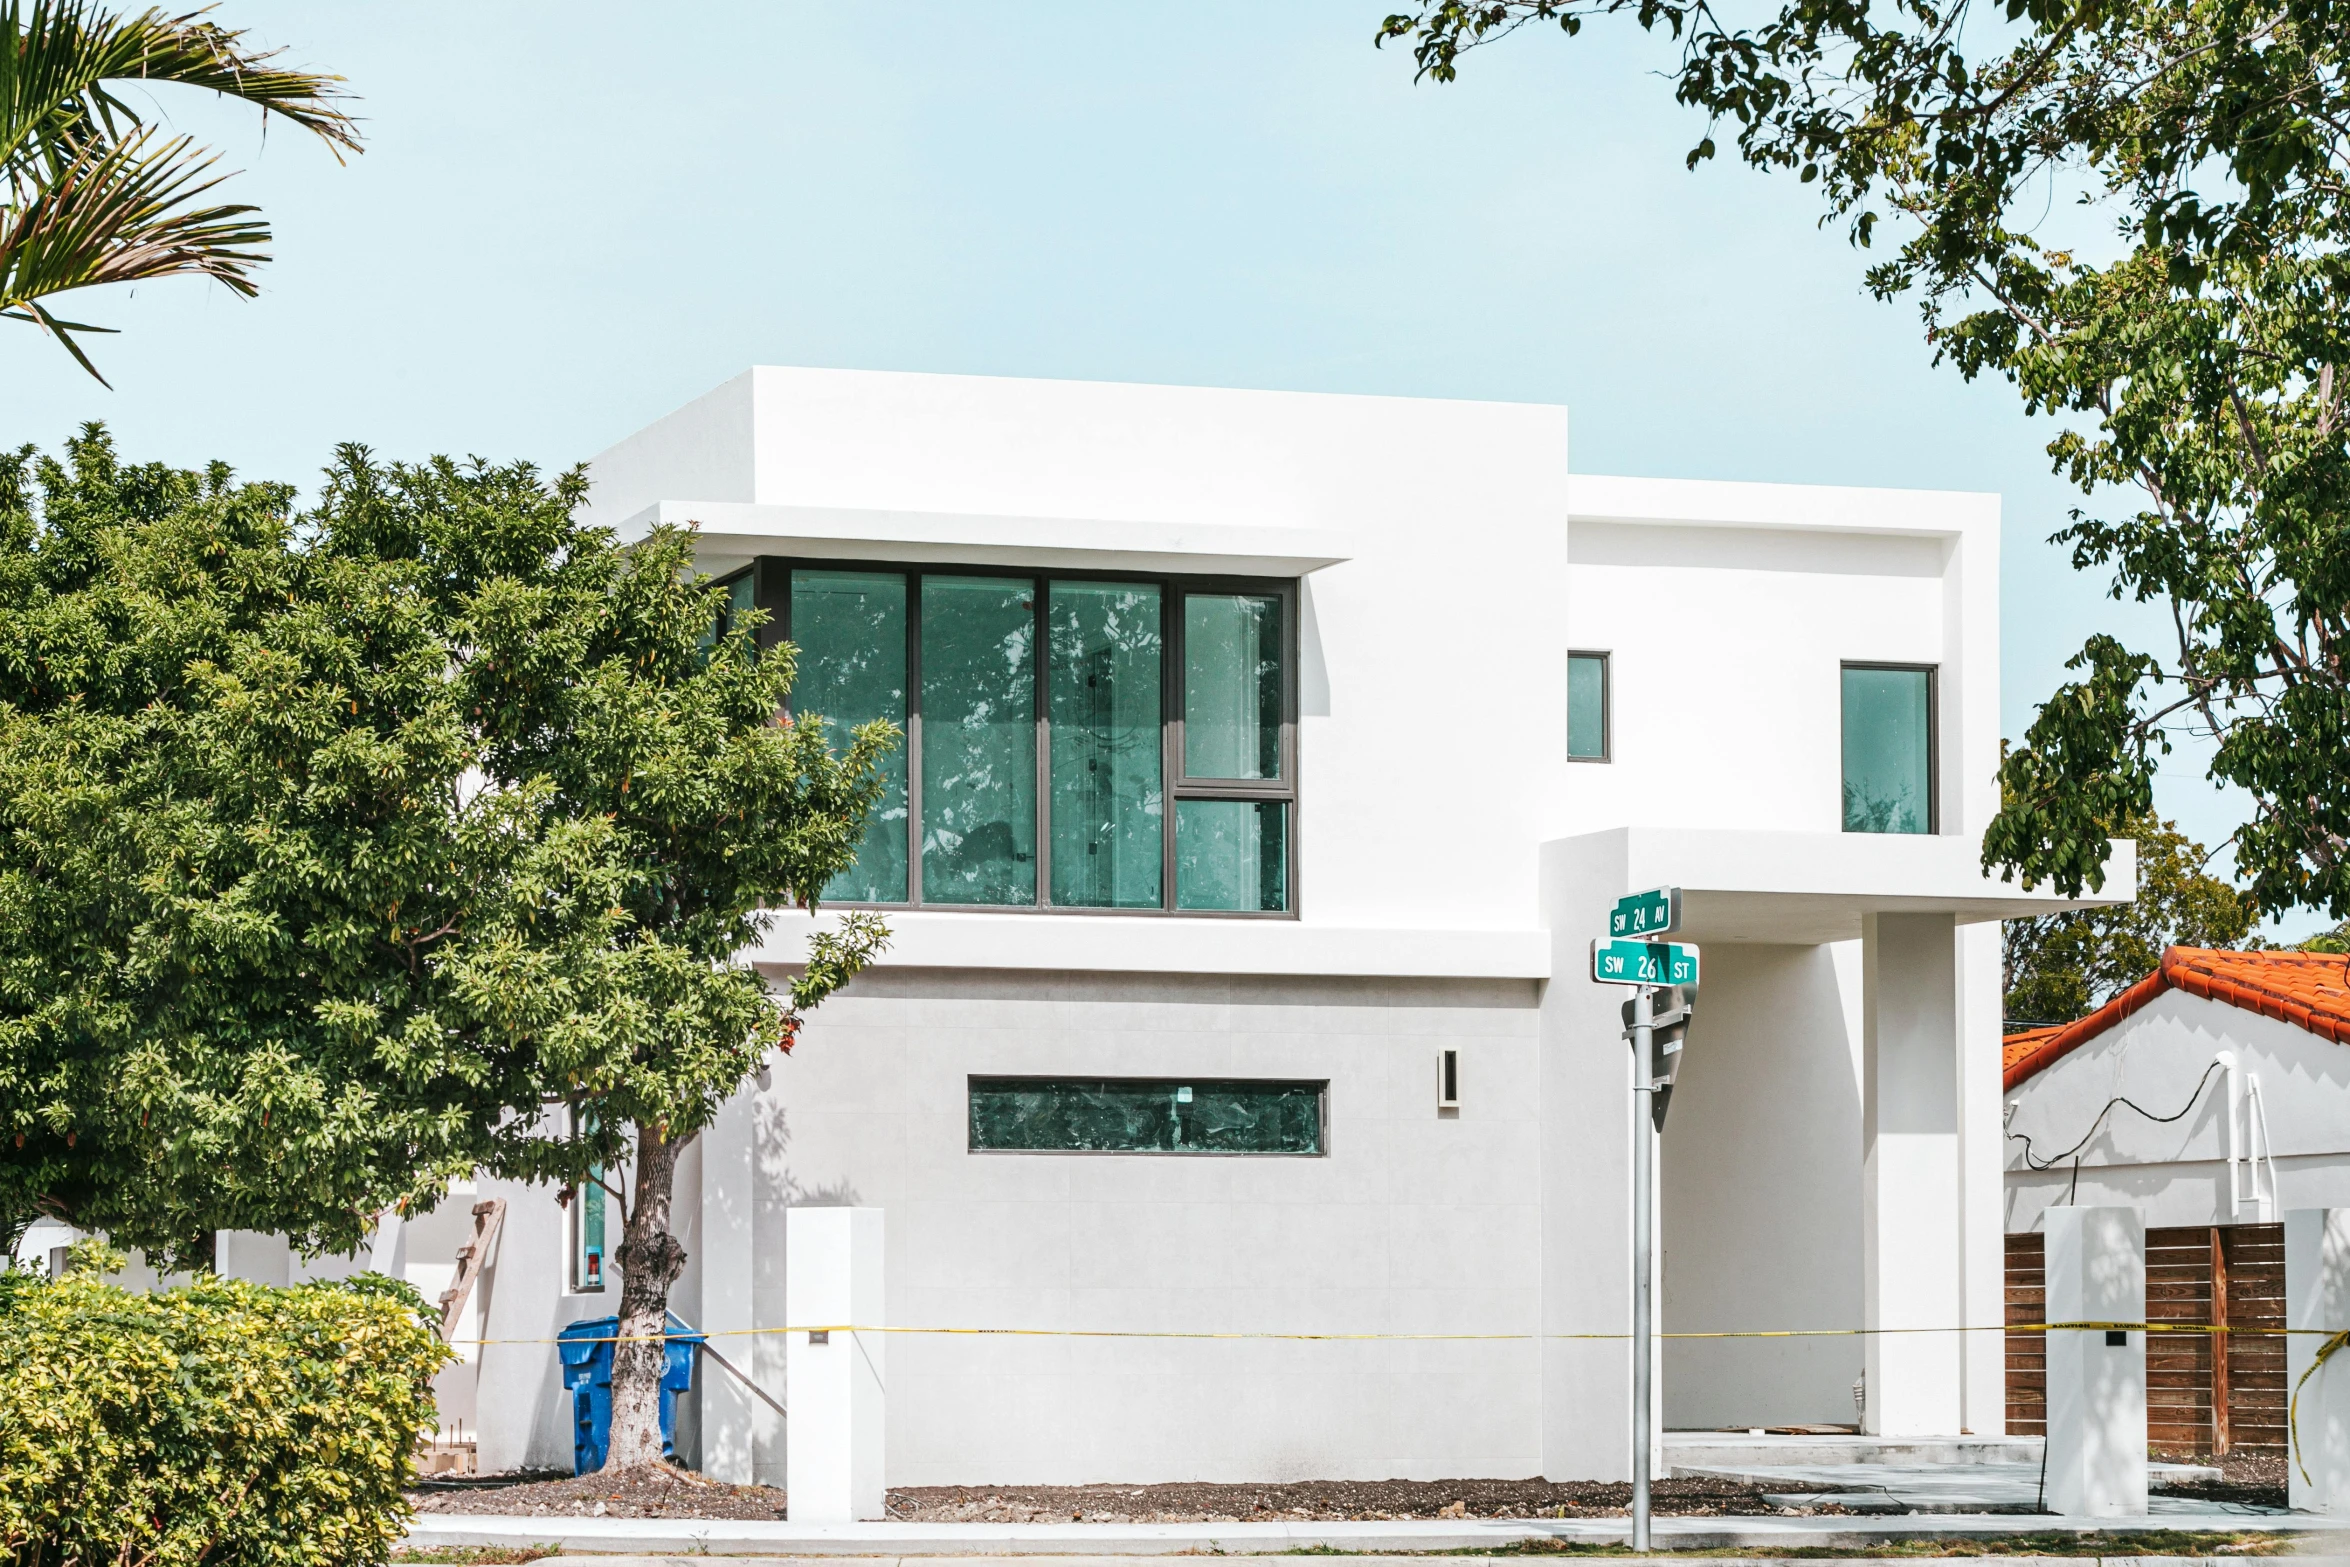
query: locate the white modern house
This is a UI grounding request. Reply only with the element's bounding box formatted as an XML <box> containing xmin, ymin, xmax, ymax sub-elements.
<box><xmin>220</xmin><ymin>367</ymin><xmax>2126</xmax><ymax>1484</ymax></box>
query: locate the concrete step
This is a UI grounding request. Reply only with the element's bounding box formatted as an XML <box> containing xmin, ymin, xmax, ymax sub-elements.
<box><xmin>1664</xmin><ymin>1432</ymin><xmax>2043</xmax><ymax>1469</ymax></box>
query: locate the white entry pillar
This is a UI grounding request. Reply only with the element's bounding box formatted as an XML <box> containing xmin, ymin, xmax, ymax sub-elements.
<box><xmin>2287</xmin><ymin>1209</ymin><xmax>2350</xmax><ymax>1514</ymax></box>
<box><xmin>786</xmin><ymin>1206</ymin><xmax>886</xmax><ymax>1522</ymax></box>
<box><xmin>1861</xmin><ymin>913</ymin><xmax>1963</xmax><ymax>1434</ymax></box>
<box><xmin>2044</xmin><ymin>1206</ymin><xmax>2147</xmax><ymax>1516</ymax></box>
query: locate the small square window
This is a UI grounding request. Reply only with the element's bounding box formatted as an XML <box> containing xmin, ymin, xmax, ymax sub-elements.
<box><xmin>1568</xmin><ymin>651</ymin><xmax>1609</xmax><ymax>762</ymax></box>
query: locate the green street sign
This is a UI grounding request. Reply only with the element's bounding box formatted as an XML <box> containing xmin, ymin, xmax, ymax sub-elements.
<box><xmin>1590</xmin><ymin>938</ymin><xmax>1700</xmax><ymax>988</ymax></box>
<box><xmin>1610</xmin><ymin>886</ymin><xmax>1680</xmax><ymax>938</ymax></box>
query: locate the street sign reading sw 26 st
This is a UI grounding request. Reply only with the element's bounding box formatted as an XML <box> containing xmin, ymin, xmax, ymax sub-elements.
<box><xmin>1609</xmin><ymin>887</ymin><xmax>1680</xmax><ymax>937</ymax></box>
<box><xmin>1590</xmin><ymin>938</ymin><xmax>1700</xmax><ymax>988</ymax></box>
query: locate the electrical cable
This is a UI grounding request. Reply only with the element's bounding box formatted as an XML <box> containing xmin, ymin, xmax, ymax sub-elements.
<box><xmin>2005</xmin><ymin>1056</ymin><xmax>2227</xmax><ymax>1506</ymax></box>
<box><xmin>2006</xmin><ymin>1056</ymin><xmax>2226</xmax><ymax>1191</ymax></box>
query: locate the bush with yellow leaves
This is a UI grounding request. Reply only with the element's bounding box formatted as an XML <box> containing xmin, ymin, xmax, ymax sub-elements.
<box><xmin>0</xmin><ymin>1250</ymin><xmax>447</xmax><ymax>1566</ymax></box>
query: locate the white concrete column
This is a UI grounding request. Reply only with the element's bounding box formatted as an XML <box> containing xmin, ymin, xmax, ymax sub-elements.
<box><xmin>1956</xmin><ymin>920</ymin><xmax>2008</xmax><ymax>1435</ymax></box>
<box><xmin>785</xmin><ymin>1206</ymin><xmax>885</xmax><ymax>1522</ymax></box>
<box><xmin>2043</xmin><ymin>1206</ymin><xmax>2147</xmax><ymax>1516</ymax></box>
<box><xmin>1861</xmin><ymin>912</ymin><xmax>1963</xmax><ymax>1435</ymax></box>
<box><xmin>2287</xmin><ymin>1209</ymin><xmax>2350</xmax><ymax>1515</ymax></box>
<box><xmin>697</xmin><ymin>1089</ymin><xmax>762</xmax><ymax>1484</ymax></box>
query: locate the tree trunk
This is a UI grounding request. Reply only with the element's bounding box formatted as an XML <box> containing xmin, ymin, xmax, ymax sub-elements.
<box><xmin>604</xmin><ymin>1124</ymin><xmax>687</xmax><ymax>1470</ymax></box>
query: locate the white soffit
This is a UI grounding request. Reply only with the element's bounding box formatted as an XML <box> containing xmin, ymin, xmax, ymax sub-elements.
<box><xmin>1555</xmin><ymin>827</ymin><xmax>2135</xmax><ymax>946</ymax></box>
<box><xmin>613</xmin><ymin>501</ymin><xmax>1351</xmax><ymax>579</ymax></box>
<box><xmin>1568</xmin><ymin>472</ymin><xmax>1992</xmax><ymax>540</ymax></box>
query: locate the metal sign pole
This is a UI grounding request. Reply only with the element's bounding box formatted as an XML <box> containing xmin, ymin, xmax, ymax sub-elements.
<box><xmin>1629</xmin><ymin>982</ymin><xmax>1654</xmax><ymax>1554</ymax></box>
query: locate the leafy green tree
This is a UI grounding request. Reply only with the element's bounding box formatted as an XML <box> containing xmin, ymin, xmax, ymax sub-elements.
<box><xmin>1378</xmin><ymin>0</ymin><xmax>2350</xmax><ymax>920</ymax></box>
<box><xmin>4</xmin><ymin>3</ymin><xmax>357</xmax><ymax>382</ymax></box>
<box><xmin>2003</xmin><ymin>815</ymin><xmax>2253</xmax><ymax>1025</ymax></box>
<box><xmin>0</xmin><ymin>428</ymin><xmax>891</xmax><ymax>1469</ymax></box>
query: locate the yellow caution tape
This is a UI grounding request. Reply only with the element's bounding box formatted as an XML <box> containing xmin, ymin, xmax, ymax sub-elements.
<box><xmin>2291</xmin><ymin>1327</ymin><xmax>2348</xmax><ymax>1486</ymax></box>
<box><xmin>455</xmin><ymin>1318</ymin><xmax>2342</xmax><ymax>1349</ymax></box>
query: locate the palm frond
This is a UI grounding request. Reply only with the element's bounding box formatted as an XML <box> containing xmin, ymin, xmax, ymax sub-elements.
<box><xmin>0</xmin><ymin>123</ymin><xmax>269</xmax><ymax>384</ymax></box>
<box><xmin>1</xmin><ymin>1</ymin><xmax>359</xmax><ymax>180</ymax></box>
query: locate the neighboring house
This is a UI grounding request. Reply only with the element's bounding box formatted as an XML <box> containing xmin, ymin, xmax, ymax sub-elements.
<box><xmin>2001</xmin><ymin>946</ymin><xmax>2350</xmax><ymax>1457</ymax></box>
<box><xmin>202</xmin><ymin>367</ymin><xmax>2117</xmax><ymax>1483</ymax></box>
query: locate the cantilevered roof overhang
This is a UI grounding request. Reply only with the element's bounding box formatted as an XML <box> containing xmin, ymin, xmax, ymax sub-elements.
<box><xmin>613</xmin><ymin>500</ymin><xmax>1353</xmax><ymax>580</ymax></box>
<box><xmin>1547</xmin><ymin>827</ymin><xmax>2133</xmax><ymax>947</ymax></box>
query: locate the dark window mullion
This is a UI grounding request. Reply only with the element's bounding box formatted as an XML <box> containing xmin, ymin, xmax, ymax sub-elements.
<box><xmin>907</xmin><ymin>572</ymin><xmax>925</xmax><ymax>906</ymax></box>
<box><xmin>1163</xmin><ymin>587</ymin><xmax>1183</xmax><ymax>910</ymax></box>
<box><xmin>1032</xmin><ymin>575</ymin><xmax>1049</xmax><ymax>907</ymax></box>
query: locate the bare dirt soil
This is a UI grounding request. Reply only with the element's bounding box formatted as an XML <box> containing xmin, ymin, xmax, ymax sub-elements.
<box><xmin>410</xmin><ymin>1466</ymin><xmax>1836</xmax><ymax>1522</ymax></box>
<box><xmin>2145</xmin><ymin>1449</ymin><xmax>2288</xmax><ymax>1509</ymax></box>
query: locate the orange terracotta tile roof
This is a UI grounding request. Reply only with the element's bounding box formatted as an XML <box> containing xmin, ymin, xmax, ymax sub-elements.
<box><xmin>2003</xmin><ymin>946</ymin><xmax>2350</xmax><ymax>1091</ymax></box>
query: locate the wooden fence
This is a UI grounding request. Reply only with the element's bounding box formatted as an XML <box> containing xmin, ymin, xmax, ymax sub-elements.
<box><xmin>2005</xmin><ymin>1223</ymin><xmax>2285</xmax><ymax>1454</ymax></box>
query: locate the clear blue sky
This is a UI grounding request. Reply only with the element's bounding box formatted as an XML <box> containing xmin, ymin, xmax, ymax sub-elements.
<box><xmin>2</xmin><ymin>1</ymin><xmax>2297</xmax><ymax>933</ymax></box>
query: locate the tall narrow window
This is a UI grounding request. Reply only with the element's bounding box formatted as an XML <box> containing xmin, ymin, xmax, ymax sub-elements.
<box><xmin>1568</xmin><ymin>650</ymin><xmax>1609</xmax><ymax>762</ymax></box>
<box><xmin>922</xmin><ymin>577</ymin><xmax>1038</xmax><ymax>904</ymax></box>
<box><xmin>1049</xmin><ymin>581</ymin><xmax>1163</xmax><ymax>908</ymax></box>
<box><xmin>792</xmin><ymin>570</ymin><xmax>909</xmax><ymax>902</ymax></box>
<box><xmin>1184</xmin><ymin>594</ymin><xmax>1283</xmax><ymax>780</ymax></box>
<box><xmin>1842</xmin><ymin>664</ymin><xmax>1935</xmax><ymax>834</ymax></box>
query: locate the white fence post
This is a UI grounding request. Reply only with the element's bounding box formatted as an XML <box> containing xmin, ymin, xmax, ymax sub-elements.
<box><xmin>2287</xmin><ymin>1209</ymin><xmax>2350</xmax><ymax>1515</ymax></box>
<box><xmin>785</xmin><ymin>1207</ymin><xmax>886</xmax><ymax>1522</ymax></box>
<box><xmin>2043</xmin><ymin>1206</ymin><xmax>2147</xmax><ymax>1517</ymax></box>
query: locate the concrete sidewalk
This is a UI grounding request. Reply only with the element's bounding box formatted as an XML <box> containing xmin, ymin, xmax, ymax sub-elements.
<box><xmin>526</xmin><ymin>1559</ymin><xmax>2350</xmax><ymax>1567</ymax></box>
<box><xmin>404</xmin><ymin>1509</ymin><xmax>2350</xmax><ymax>1557</ymax></box>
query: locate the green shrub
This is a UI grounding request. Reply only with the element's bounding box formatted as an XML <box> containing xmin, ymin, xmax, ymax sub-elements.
<box><xmin>0</xmin><ymin>1264</ymin><xmax>449</xmax><ymax>1566</ymax></box>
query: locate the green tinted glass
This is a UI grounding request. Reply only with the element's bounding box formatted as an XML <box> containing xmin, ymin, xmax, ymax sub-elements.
<box><xmin>1175</xmin><ymin>798</ymin><xmax>1287</xmax><ymax>911</ymax></box>
<box><xmin>791</xmin><ymin>571</ymin><xmax>909</xmax><ymax>902</ymax></box>
<box><xmin>1048</xmin><ymin>581</ymin><xmax>1162</xmax><ymax>908</ymax></box>
<box><xmin>922</xmin><ymin>576</ymin><xmax>1038</xmax><ymax>903</ymax></box>
<box><xmin>969</xmin><ymin>1077</ymin><xmax>1324</xmax><ymax>1154</ymax></box>
<box><xmin>1842</xmin><ymin>666</ymin><xmax>1933</xmax><ymax>834</ymax></box>
<box><xmin>1183</xmin><ymin>594</ymin><xmax>1282</xmax><ymax>779</ymax></box>
<box><xmin>1568</xmin><ymin>652</ymin><xmax>1608</xmax><ymax>760</ymax></box>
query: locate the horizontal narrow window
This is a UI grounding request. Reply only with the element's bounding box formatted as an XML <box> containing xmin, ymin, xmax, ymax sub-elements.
<box><xmin>969</xmin><ymin>1077</ymin><xmax>1325</xmax><ymax>1155</ymax></box>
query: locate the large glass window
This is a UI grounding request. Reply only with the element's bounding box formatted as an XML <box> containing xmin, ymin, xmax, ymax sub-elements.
<box><xmin>779</xmin><ymin>564</ymin><xmax>1294</xmax><ymax>913</ymax></box>
<box><xmin>1049</xmin><ymin>582</ymin><xmax>1163</xmax><ymax>908</ymax></box>
<box><xmin>969</xmin><ymin>1077</ymin><xmax>1325</xmax><ymax>1154</ymax></box>
<box><xmin>921</xmin><ymin>577</ymin><xmax>1039</xmax><ymax>904</ymax></box>
<box><xmin>1567</xmin><ymin>650</ymin><xmax>1609</xmax><ymax>762</ymax></box>
<box><xmin>1842</xmin><ymin>664</ymin><xmax>1934</xmax><ymax>834</ymax></box>
<box><xmin>791</xmin><ymin>571</ymin><xmax>909</xmax><ymax>902</ymax></box>
<box><xmin>1184</xmin><ymin>594</ymin><xmax>1283</xmax><ymax>780</ymax></box>
<box><xmin>1175</xmin><ymin>799</ymin><xmax>1287</xmax><ymax>912</ymax></box>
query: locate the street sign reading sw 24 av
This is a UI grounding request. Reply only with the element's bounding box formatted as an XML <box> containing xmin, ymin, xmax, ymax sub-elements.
<box><xmin>1590</xmin><ymin>938</ymin><xmax>1700</xmax><ymax>988</ymax></box>
<box><xmin>1609</xmin><ymin>887</ymin><xmax>1680</xmax><ymax>938</ymax></box>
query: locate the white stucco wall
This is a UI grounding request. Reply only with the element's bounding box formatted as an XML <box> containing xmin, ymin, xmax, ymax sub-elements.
<box><xmin>743</xmin><ymin>969</ymin><xmax>1545</xmax><ymax>1487</ymax></box>
<box><xmin>2004</xmin><ymin>990</ymin><xmax>2350</xmax><ymax>1232</ymax></box>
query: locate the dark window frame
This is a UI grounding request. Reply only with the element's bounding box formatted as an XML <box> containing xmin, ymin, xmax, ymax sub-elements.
<box><xmin>966</xmin><ymin>1074</ymin><xmax>1331</xmax><ymax>1157</ymax></box>
<box><xmin>753</xmin><ymin>556</ymin><xmax>1299</xmax><ymax>918</ymax></box>
<box><xmin>1839</xmin><ymin>660</ymin><xmax>1939</xmax><ymax>836</ymax></box>
<box><xmin>1567</xmin><ymin>648</ymin><xmax>1611</xmax><ymax>764</ymax></box>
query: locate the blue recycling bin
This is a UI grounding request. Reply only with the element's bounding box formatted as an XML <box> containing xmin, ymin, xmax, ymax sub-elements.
<box><xmin>556</xmin><ymin>1312</ymin><xmax>707</xmax><ymax>1474</ymax></box>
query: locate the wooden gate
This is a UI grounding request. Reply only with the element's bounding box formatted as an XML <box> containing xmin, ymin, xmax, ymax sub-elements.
<box><xmin>2004</xmin><ymin>1223</ymin><xmax>2286</xmax><ymax>1454</ymax></box>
